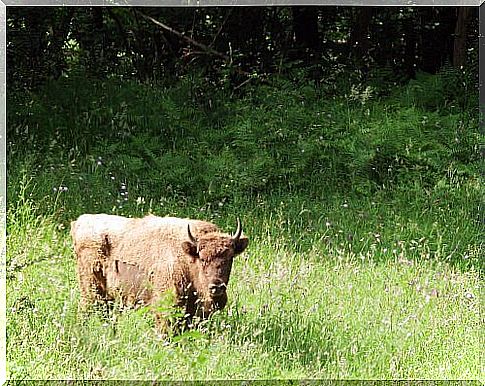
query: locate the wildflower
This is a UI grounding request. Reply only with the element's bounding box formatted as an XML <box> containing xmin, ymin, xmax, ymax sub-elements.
<box><xmin>55</xmin><ymin>185</ymin><xmax>69</xmax><ymax>192</ymax></box>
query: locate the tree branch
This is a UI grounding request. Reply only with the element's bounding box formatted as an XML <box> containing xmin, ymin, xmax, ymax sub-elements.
<box><xmin>136</xmin><ymin>11</ymin><xmax>230</xmax><ymax>62</ymax></box>
<box><xmin>210</xmin><ymin>8</ymin><xmax>233</xmax><ymax>49</ymax></box>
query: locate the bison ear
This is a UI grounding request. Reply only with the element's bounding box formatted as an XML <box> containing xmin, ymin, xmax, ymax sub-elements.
<box><xmin>234</xmin><ymin>236</ymin><xmax>249</xmax><ymax>255</ymax></box>
<box><xmin>182</xmin><ymin>241</ymin><xmax>198</xmax><ymax>258</ymax></box>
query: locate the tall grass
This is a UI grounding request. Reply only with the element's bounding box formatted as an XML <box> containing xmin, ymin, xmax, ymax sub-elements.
<box><xmin>6</xmin><ymin>71</ymin><xmax>483</xmax><ymax>380</ymax></box>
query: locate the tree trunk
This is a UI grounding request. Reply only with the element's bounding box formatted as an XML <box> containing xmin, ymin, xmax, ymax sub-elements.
<box><xmin>292</xmin><ymin>7</ymin><xmax>320</xmax><ymax>52</ymax></box>
<box><xmin>453</xmin><ymin>7</ymin><xmax>471</xmax><ymax>68</ymax></box>
<box><xmin>349</xmin><ymin>7</ymin><xmax>374</xmax><ymax>62</ymax></box>
<box><xmin>48</xmin><ymin>8</ymin><xmax>75</xmax><ymax>79</ymax></box>
<box><xmin>420</xmin><ymin>7</ymin><xmax>456</xmax><ymax>73</ymax></box>
<box><xmin>25</xmin><ymin>9</ymin><xmax>44</xmax><ymax>87</ymax></box>
<box><xmin>92</xmin><ymin>7</ymin><xmax>105</xmax><ymax>71</ymax></box>
<box><xmin>403</xmin><ymin>12</ymin><xmax>417</xmax><ymax>78</ymax></box>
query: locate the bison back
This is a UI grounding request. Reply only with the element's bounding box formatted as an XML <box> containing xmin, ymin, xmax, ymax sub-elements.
<box><xmin>70</xmin><ymin>214</ymin><xmax>133</xmax><ymax>253</ymax></box>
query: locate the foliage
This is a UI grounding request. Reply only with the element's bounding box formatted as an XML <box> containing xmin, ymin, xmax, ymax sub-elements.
<box><xmin>6</xmin><ymin>68</ymin><xmax>482</xmax><ymax>379</ymax></box>
<box><xmin>7</xmin><ymin>71</ymin><xmax>480</xmax><ymax>218</ymax></box>
<box><xmin>6</xmin><ymin>7</ymin><xmax>479</xmax><ymax>91</ymax></box>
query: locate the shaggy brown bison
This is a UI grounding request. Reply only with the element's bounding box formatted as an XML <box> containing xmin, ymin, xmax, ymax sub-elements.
<box><xmin>70</xmin><ymin>214</ymin><xmax>248</xmax><ymax>328</ymax></box>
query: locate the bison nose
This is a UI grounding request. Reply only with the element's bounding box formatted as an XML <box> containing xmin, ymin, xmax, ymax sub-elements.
<box><xmin>209</xmin><ymin>282</ymin><xmax>227</xmax><ymax>295</ymax></box>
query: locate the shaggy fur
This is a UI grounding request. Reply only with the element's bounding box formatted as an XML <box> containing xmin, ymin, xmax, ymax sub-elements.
<box><xmin>70</xmin><ymin>214</ymin><xmax>248</xmax><ymax>326</ymax></box>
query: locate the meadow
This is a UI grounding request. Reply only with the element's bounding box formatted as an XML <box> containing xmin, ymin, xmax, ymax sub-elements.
<box><xmin>6</xmin><ymin>71</ymin><xmax>483</xmax><ymax>380</ymax></box>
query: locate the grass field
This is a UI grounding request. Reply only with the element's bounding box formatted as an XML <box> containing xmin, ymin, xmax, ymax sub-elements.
<box><xmin>6</xmin><ymin>72</ymin><xmax>483</xmax><ymax>380</ymax></box>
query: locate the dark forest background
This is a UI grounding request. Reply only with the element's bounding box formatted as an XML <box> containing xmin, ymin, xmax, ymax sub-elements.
<box><xmin>7</xmin><ymin>7</ymin><xmax>478</xmax><ymax>90</ymax></box>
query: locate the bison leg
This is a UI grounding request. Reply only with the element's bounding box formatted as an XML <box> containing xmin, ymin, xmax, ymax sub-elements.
<box><xmin>153</xmin><ymin>310</ymin><xmax>189</xmax><ymax>338</ymax></box>
<box><xmin>76</xmin><ymin>234</ymin><xmax>112</xmax><ymax>311</ymax></box>
<box><xmin>76</xmin><ymin>250</ymin><xmax>108</xmax><ymax>310</ymax></box>
<box><xmin>154</xmin><ymin>312</ymin><xmax>170</xmax><ymax>337</ymax></box>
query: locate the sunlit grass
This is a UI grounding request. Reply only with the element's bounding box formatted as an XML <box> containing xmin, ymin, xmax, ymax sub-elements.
<box><xmin>6</xmin><ymin>188</ymin><xmax>482</xmax><ymax>380</ymax></box>
<box><xmin>6</xmin><ymin>74</ymin><xmax>482</xmax><ymax>380</ymax></box>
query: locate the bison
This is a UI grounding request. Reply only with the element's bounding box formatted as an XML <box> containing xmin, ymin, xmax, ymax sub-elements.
<box><xmin>70</xmin><ymin>214</ymin><xmax>248</xmax><ymax>330</ymax></box>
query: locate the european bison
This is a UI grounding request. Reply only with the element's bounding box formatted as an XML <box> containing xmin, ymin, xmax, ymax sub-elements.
<box><xmin>70</xmin><ymin>214</ymin><xmax>248</xmax><ymax>329</ymax></box>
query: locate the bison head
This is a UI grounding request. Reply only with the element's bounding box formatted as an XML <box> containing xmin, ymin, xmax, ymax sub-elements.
<box><xmin>182</xmin><ymin>218</ymin><xmax>248</xmax><ymax>310</ymax></box>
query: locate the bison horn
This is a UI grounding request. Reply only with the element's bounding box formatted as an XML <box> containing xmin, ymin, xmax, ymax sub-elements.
<box><xmin>187</xmin><ymin>224</ymin><xmax>198</xmax><ymax>245</ymax></box>
<box><xmin>232</xmin><ymin>217</ymin><xmax>242</xmax><ymax>241</ymax></box>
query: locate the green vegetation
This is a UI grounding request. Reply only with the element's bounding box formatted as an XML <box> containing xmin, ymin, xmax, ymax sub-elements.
<box><xmin>6</xmin><ymin>71</ymin><xmax>483</xmax><ymax>380</ymax></box>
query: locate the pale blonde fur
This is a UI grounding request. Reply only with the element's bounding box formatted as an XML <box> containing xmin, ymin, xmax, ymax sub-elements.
<box><xmin>70</xmin><ymin>213</ymin><xmax>241</xmax><ymax>323</ymax></box>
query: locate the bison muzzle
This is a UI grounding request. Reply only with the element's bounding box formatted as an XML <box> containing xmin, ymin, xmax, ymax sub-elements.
<box><xmin>70</xmin><ymin>214</ymin><xmax>248</xmax><ymax>330</ymax></box>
